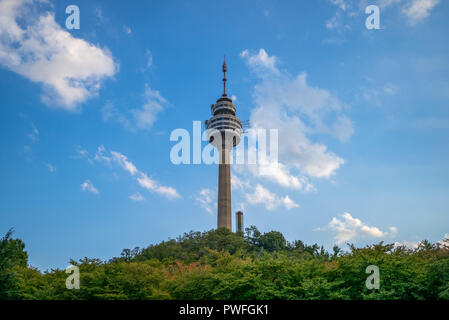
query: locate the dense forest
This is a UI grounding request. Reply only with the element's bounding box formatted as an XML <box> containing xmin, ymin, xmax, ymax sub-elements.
<box><xmin>1</xmin><ymin>227</ymin><xmax>449</xmax><ymax>300</ymax></box>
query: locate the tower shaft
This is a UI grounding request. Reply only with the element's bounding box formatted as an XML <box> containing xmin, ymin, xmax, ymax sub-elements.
<box><xmin>205</xmin><ymin>59</ymin><xmax>242</xmax><ymax>231</ymax></box>
<box><xmin>217</xmin><ymin>147</ymin><xmax>232</xmax><ymax>230</ymax></box>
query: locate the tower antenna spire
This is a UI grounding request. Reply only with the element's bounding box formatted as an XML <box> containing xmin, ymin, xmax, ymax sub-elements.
<box><xmin>222</xmin><ymin>55</ymin><xmax>227</xmax><ymax>97</ymax></box>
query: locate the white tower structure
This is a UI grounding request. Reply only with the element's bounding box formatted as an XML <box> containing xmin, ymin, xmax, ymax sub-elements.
<box><xmin>204</xmin><ymin>58</ymin><xmax>242</xmax><ymax>230</ymax></box>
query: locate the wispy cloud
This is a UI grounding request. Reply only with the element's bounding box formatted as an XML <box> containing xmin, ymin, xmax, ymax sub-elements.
<box><xmin>325</xmin><ymin>0</ymin><xmax>440</xmax><ymax>31</ymax></box>
<box><xmin>144</xmin><ymin>49</ymin><xmax>153</xmax><ymax>70</ymax></box>
<box><xmin>27</xmin><ymin>123</ymin><xmax>39</xmax><ymax>143</ymax></box>
<box><xmin>73</xmin><ymin>145</ymin><xmax>91</xmax><ymax>162</ymax></box>
<box><xmin>132</xmin><ymin>84</ymin><xmax>167</xmax><ymax>129</ymax></box>
<box><xmin>45</xmin><ymin>163</ymin><xmax>56</xmax><ymax>173</ymax></box>
<box><xmin>81</xmin><ymin>179</ymin><xmax>99</xmax><ymax>194</ymax></box>
<box><xmin>102</xmin><ymin>83</ymin><xmax>167</xmax><ymax>130</ymax></box>
<box><xmin>137</xmin><ymin>173</ymin><xmax>180</xmax><ymax>199</ymax></box>
<box><xmin>195</xmin><ymin>188</ymin><xmax>216</xmax><ymax>215</ymax></box>
<box><xmin>124</xmin><ymin>25</ymin><xmax>132</xmax><ymax>35</ymax></box>
<box><xmin>129</xmin><ymin>192</ymin><xmax>144</xmax><ymax>201</ymax></box>
<box><xmin>110</xmin><ymin>151</ymin><xmax>138</xmax><ymax>175</ymax></box>
<box><xmin>359</xmin><ymin>81</ymin><xmax>399</xmax><ymax>107</ymax></box>
<box><xmin>92</xmin><ymin>146</ymin><xmax>180</xmax><ymax>199</ymax></box>
<box><xmin>383</xmin><ymin>83</ymin><xmax>398</xmax><ymax>95</ymax></box>
<box><xmin>402</xmin><ymin>0</ymin><xmax>440</xmax><ymax>25</ymax></box>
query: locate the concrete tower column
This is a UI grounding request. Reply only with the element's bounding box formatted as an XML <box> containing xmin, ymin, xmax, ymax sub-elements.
<box><xmin>205</xmin><ymin>58</ymin><xmax>242</xmax><ymax>231</ymax></box>
<box><xmin>217</xmin><ymin>145</ymin><xmax>232</xmax><ymax>230</ymax></box>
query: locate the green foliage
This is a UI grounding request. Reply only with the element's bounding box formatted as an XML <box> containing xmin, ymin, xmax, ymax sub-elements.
<box><xmin>0</xmin><ymin>229</ymin><xmax>28</xmax><ymax>299</ymax></box>
<box><xmin>136</xmin><ymin>228</ymin><xmax>246</xmax><ymax>264</ymax></box>
<box><xmin>258</xmin><ymin>231</ymin><xmax>287</xmax><ymax>252</ymax></box>
<box><xmin>1</xmin><ymin>226</ymin><xmax>449</xmax><ymax>300</ymax></box>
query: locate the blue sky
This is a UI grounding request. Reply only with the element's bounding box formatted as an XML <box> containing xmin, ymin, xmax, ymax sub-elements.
<box><xmin>0</xmin><ymin>0</ymin><xmax>448</xmax><ymax>271</ymax></box>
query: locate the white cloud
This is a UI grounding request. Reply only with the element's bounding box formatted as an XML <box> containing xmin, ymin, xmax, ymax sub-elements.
<box><xmin>230</xmin><ymin>48</ymin><xmax>350</xmax><ymax>211</ymax></box>
<box><xmin>244</xmin><ymin>157</ymin><xmax>315</xmax><ymax>191</ymax></box>
<box><xmin>396</xmin><ymin>234</ymin><xmax>449</xmax><ymax>250</ymax></box>
<box><xmin>318</xmin><ymin>212</ymin><xmax>397</xmax><ymax>244</ymax></box>
<box><xmin>326</xmin><ymin>12</ymin><xmax>342</xmax><ymax>30</ymax></box>
<box><xmin>139</xmin><ymin>49</ymin><xmax>153</xmax><ymax>73</ymax></box>
<box><xmin>437</xmin><ymin>233</ymin><xmax>449</xmax><ymax>247</ymax></box>
<box><xmin>332</xmin><ymin>115</ymin><xmax>355</xmax><ymax>141</ymax></box>
<box><xmin>231</xmin><ymin>173</ymin><xmax>246</xmax><ymax>190</ymax></box>
<box><xmin>95</xmin><ymin>8</ymin><xmax>104</xmax><ymax>23</ymax></box>
<box><xmin>240</xmin><ymin>49</ymin><xmax>278</xmax><ymax>74</ymax></box>
<box><xmin>402</xmin><ymin>0</ymin><xmax>440</xmax><ymax>25</ymax></box>
<box><xmin>145</xmin><ymin>50</ymin><xmax>153</xmax><ymax>69</ymax></box>
<box><xmin>129</xmin><ymin>192</ymin><xmax>144</xmax><ymax>201</ymax></box>
<box><xmin>124</xmin><ymin>25</ymin><xmax>132</xmax><ymax>35</ymax></box>
<box><xmin>195</xmin><ymin>188</ymin><xmax>216</xmax><ymax>215</ymax></box>
<box><xmin>73</xmin><ymin>146</ymin><xmax>93</xmax><ymax>164</ymax></box>
<box><xmin>90</xmin><ymin>146</ymin><xmax>180</xmax><ymax>200</ymax></box>
<box><xmin>374</xmin><ymin>0</ymin><xmax>403</xmax><ymax>9</ymax></box>
<box><xmin>132</xmin><ymin>84</ymin><xmax>166</xmax><ymax>129</ymax></box>
<box><xmin>282</xmin><ymin>195</ymin><xmax>300</xmax><ymax>210</ymax></box>
<box><xmin>360</xmin><ymin>82</ymin><xmax>399</xmax><ymax>107</ymax></box>
<box><xmin>75</xmin><ymin>146</ymin><xmax>89</xmax><ymax>158</ymax></box>
<box><xmin>45</xmin><ymin>163</ymin><xmax>56</xmax><ymax>172</ymax></box>
<box><xmin>361</xmin><ymin>88</ymin><xmax>382</xmax><ymax>106</ymax></box>
<box><xmin>81</xmin><ymin>179</ymin><xmax>99</xmax><ymax>194</ymax></box>
<box><xmin>28</xmin><ymin>123</ymin><xmax>39</xmax><ymax>142</ymax></box>
<box><xmin>93</xmin><ymin>145</ymin><xmax>112</xmax><ymax>164</ymax></box>
<box><xmin>102</xmin><ymin>84</ymin><xmax>167</xmax><ymax>130</ymax></box>
<box><xmin>137</xmin><ymin>173</ymin><xmax>180</xmax><ymax>199</ymax></box>
<box><xmin>326</xmin><ymin>0</ymin><xmax>439</xmax><ymax>29</ymax></box>
<box><xmin>0</xmin><ymin>0</ymin><xmax>117</xmax><ymax>109</ymax></box>
<box><xmin>110</xmin><ymin>151</ymin><xmax>138</xmax><ymax>175</ymax></box>
<box><xmin>329</xmin><ymin>0</ymin><xmax>350</xmax><ymax>11</ymax></box>
<box><xmin>240</xmin><ymin>48</ymin><xmax>350</xmax><ymax>185</ymax></box>
<box><xmin>244</xmin><ymin>184</ymin><xmax>299</xmax><ymax>210</ymax></box>
<box><xmin>325</xmin><ymin>0</ymin><xmax>354</xmax><ymax>32</ymax></box>
<box><xmin>328</xmin><ymin>0</ymin><xmax>402</xmax><ymax>12</ymax></box>
<box><xmin>101</xmin><ymin>102</ymin><xmax>131</xmax><ymax>129</ymax></box>
<box><xmin>383</xmin><ymin>83</ymin><xmax>398</xmax><ymax>95</ymax></box>
<box><xmin>393</xmin><ymin>240</ymin><xmax>420</xmax><ymax>249</ymax></box>
<box><xmin>389</xmin><ymin>226</ymin><xmax>399</xmax><ymax>235</ymax></box>
<box><xmin>233</xmin><ymin>172</ymin><xmax>302</xmax><ymax>210</ymax></box>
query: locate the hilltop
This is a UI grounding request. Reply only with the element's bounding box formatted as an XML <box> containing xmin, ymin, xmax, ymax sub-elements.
<box><xmin>1</xmin><ymin>227</ymin><xmax>449</xmax><ymax>300</ymax></box>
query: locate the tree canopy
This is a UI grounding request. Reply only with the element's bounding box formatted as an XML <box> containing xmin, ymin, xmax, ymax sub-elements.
<box><xmin>1</xmin><ymin>227</ymin><xmax>448</xmax><ymax>300</ymax></box>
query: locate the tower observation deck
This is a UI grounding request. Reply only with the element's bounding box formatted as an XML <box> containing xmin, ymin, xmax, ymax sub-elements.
<box><xmin>204</xmin><ymin>58</ymin><xmax>242</xmax><ymax>230</ymax></box>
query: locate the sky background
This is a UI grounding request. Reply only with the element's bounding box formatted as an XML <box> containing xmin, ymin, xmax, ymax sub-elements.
<box><xmin>0</xmin><ymin>0</ymin><xmax>448</xmax><ymax>271</ymax></box>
